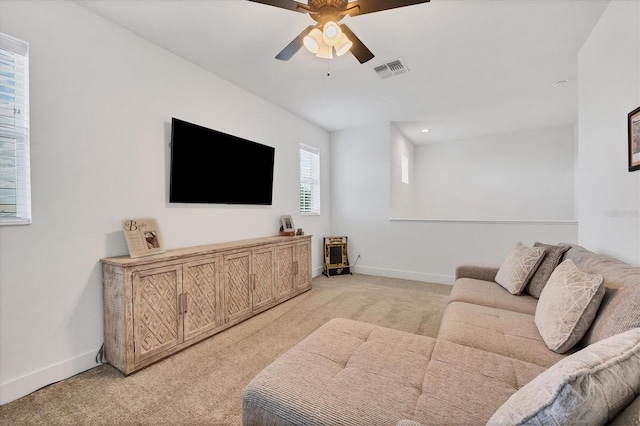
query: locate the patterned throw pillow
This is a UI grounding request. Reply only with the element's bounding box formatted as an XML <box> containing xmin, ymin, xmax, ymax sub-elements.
<box><xmin>495</xmin><ymin>242</ymin><xmax>545</xmax><ymax>295</ymax></box>
<box><xmin>535</xmin><ymin>259</ymin><xmax>604</xmax><ymax>353</ymax></box>
<box><xmin>525</xmin><ymin>242</ymin><xmax>570</xmax><ymax>298</ymax></box>
<box><xmin>583</xmin><ymin>283</ymin><xmax>640</xmax><ymax>346</ymax></box>
<box><xmin>487</xmin><ymin>328</ymin><xmax>640</xmax><ymax>426</ymax></box>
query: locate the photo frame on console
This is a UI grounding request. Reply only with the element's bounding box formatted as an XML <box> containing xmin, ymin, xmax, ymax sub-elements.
<box><xmin>629</xmin><ymin>105</ymin><xmax>640</xmax><ymax>172</ymax></box>
<box><xmin>281</xmin><ymin>215</ymin><xmax>295</xmax><ymax>233</ymax></box>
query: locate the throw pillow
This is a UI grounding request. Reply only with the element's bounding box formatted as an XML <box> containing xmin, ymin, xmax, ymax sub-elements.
<box><xmin>535</xmin><ymin>259</ymin><xmax>605</xmax><ymax>353</ymax></box>
<box><xmin>495</xmin><ymin>242</ymin><xmax>545</xmax><ymax>295</ymax></box>
<box><xmin>525</xmin><ymin>242</ymin><xmax>570</xmax><ymax>298</ymax></box>
<box><xmin>609</xmin><ymin>394</ymin><xmax>640</xmax><ymax>425</ymax></box>
<box><xmin>487</xmin><ymin>328</ymin><xmax>640</xmax><ymax>426</ymax></box>
<box><xmin>583</xmin><ymin>278</ymin><xmax>640</xmax><ymax>346</ymax></box>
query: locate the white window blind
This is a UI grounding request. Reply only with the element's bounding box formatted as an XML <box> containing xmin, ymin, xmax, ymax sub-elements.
<box><xmin>0</xmin><ymin>33</ymin><xmax>30</xmax><ymax>225</ymax></box>
<box><xmin>300</xmin><ymin>144</ymin><xmax>320</xmax><ymax>215</ymax></box>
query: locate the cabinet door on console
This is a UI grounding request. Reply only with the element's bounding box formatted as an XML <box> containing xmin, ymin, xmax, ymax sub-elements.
<box><xmin>295</xmin><ymin>240</ymin><xmax>311</xmax><ymax>290</ymax></box>
<box><xmin>183</xmin><ymin>257</ymin><xmax>222</xmax><ymax>341</ymax></box>
<box><xmin>132</xmin><ymin>265</ymin><xmax>183</xmax><ymax>363</ymax></box>
<box><xmin>276</xmin><ymin>244</ymin><xmax>295</xmax><ymax>300</ymax></box>
<box><xmin>223</xmin><ymin>251</ymin><xmax>252</xmax><ymax>323</ymax></box>
<box><xmin>251</xmin><ymin>247</ymin><xmax>275</xmax><ymax>310</ymax></box>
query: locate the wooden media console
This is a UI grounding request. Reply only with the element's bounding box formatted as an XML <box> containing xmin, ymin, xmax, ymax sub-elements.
<box><xmin>101</xmin><ymin>235</ymin><xmax>312</xmax><ymax>374</ymax></box>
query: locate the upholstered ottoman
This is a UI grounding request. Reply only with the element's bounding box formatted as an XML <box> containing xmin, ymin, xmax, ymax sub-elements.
<box><xmin>243</xmin><ymin>318</ymin><xmax>436</xmax><ymax>425</ymax></box>
<box><xmin>242</xmin><ymin>318</ymin><xmax>543</xmax><ymax>425</ymax></box>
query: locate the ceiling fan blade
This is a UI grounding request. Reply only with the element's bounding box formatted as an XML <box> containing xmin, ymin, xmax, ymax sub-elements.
<box><xmin>275</xmin><ymin>25</ymin><xmax>315</xmax><ymax>60</ymax></box>
<box><xmin>246</xmin><ymin>0</ymin><xmax>309</xmax><ymax>13</ymax></box>
<box><xmin>340</xmin><ymin>24</ymin><xmax>374</xmax><ymax>64</ymax></box>
<box><xmin>345</xmin><ymin>0</ymin><xmax>430</xmax><ymax>17</ymax></box>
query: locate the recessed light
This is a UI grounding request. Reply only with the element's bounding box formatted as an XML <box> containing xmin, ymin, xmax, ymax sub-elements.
<box><xmin>421</xmin><ymin>128</ymin><xmax>430</xmax><ymax>133</ymax></box>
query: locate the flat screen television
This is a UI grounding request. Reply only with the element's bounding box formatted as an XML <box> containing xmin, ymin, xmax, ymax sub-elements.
<box><xmin>169</xmin><ymin>118</ymin><xmax>275</xmax><ymax>205</ymax></box>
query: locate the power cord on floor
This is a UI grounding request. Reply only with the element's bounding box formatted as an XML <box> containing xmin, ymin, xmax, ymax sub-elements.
<box><xmin>95</xmin><ymin>343</ymin><xmax>106</xmax><ymax>365</ymax></box>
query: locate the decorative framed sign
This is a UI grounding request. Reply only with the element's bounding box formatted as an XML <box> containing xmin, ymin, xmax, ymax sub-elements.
<box><xmin>122</xmin><ymin>218</ymin><xmax>165</xmax><ymax>258</ymax></box>
<box><xmin>629</xmin><ymin>106</ymin><xmax>640</xmax><ymax>172</ymax></box>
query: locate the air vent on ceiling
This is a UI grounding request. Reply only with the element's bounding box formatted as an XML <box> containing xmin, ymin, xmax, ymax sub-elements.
<box><xmin>372</xmin><ymin>58</ymin><xmax>409</xmax><ymax>79</ymax></box>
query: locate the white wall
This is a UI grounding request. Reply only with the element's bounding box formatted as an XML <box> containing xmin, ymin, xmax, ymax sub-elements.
<box><xmin>389</xmin><ymin>123</ymin><xmax>415</xmax><ymax>218</ymax></box>
<box><xmin>578</xmin><ymin>0</ymin><xmax>640</xmax><ymax>266</ymax></box>
<box><xmin>573</xmin><ymin>123</ymin><xmax>580</xmax><ymax>219</ymax></box>
<box><xmin>410</xmin><ymin>126</ymin><xmax>575</xmax><ymax>221</ymax></box>
<box><xmin>331</xmin><ymin>125</ymin><xmax>578</xmax><ymax>284</ymax></box>
<box><xmin>0</xmin><ymin>0</ymin><xmax>331</xmax><ymax>404</ymax></box>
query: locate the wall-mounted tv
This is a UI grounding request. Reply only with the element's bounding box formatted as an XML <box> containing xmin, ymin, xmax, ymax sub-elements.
<box><xmin>170</xmin><ymin>118</ymin><xmax>275</xmax><ymax>205</ymax></box>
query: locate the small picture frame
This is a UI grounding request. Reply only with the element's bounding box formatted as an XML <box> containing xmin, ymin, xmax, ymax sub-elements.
<box><xmin>629</xmin><ymin>106</ymin><xmax>640</xmax><ymax>172</ymax></box>
<box><xmin>122</xmin><ymin>218</ymin><xmax>165</xmax><ymax>258</ymax></box>
<box><xmin>281</xmin><ymin>215</ymin><xmax>294</xmax><ymax>233</ymax></box>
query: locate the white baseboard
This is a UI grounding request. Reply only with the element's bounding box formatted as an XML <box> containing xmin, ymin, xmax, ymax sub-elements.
<box><xmin>351</xmin><ymin>265</ymin><xmax>455</xmax><ymax>285</ymax></box>
<box><xmin>0</xmin><ymin>348</ymin><xmax>100</xmax><ymax>405</ymax></box>
<box><xmin>312</xmin><ymin>266</ymin><xmax>323</xmax><ymax>277</ymax></box>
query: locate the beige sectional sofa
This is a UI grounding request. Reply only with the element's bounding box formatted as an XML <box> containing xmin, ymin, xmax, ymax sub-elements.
<box><xmin>242</xmin><ymin>244</ymin><xmax>640</xmax><ymax>425</ymax></box>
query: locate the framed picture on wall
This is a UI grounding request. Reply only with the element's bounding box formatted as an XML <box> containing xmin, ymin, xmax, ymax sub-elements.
<box><xmin>629</xmin><ymin>105</ymin><xmax>640</xmax><ymax>172</ymax></box>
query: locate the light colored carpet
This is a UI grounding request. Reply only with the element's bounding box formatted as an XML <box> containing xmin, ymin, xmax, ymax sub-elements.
<box><xmin>0</xmin><ymin>274</ymin><xmax>451</xmax><ymax>425</ymax></box>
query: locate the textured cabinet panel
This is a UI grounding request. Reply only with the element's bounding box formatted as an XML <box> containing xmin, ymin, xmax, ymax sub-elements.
<box><xmin>252</xmin><ymin>248</ymin><xmax>275</xmax><ymax>310</ymax></box>
<box><xmin>224</xmin><ymin>252</ymin><xmax>252</xmax><ymax>322</ymax></box>
<box><xmin>276</xmin><ymin>245</ymin><xmax>295</xmax><ymax>299</ymax></box>
<box><xmin>183</xmin><ymin>257</ymin><xmax>221</xmax><ymax>341</ymax></box>
<box><xmin>296</xmin><ymin>241</ymin><xmax>311</xmax><ymax>290</ymax></box>
<box><xmin>132</xmin><ymin>265</ymin><xmax>182</xmax><ymax>363</ymax></box>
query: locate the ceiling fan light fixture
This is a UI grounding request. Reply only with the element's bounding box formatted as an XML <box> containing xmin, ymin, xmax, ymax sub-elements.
<box><xmin>303</xmin><ymin>28</ymin><xmax>323</xmax><ymax>54</ymax></box>
<box><xmin>322</xmin><ymin>21</ymin><xmax>342</xmax><ymax>46</ymax></box>
<box><xmin>315</xmin><ymin>43</ymin><xmax>333</xmax><ymax>59</ymax></box>
<box><xmin>334</xmin><ymin>34</ymin><xmax>352</xmax><ymax>56</ymax></box>
<box><xmin>253</xmin><ymin>0</ymin><xmax>432</xmax><ymax>64</ymax></box>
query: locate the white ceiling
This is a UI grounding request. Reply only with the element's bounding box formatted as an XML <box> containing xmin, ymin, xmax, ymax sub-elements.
<box><xmin>75</xmin><ymin>0</ymin><xmax>608</xmax><ymax>144</ymax></box>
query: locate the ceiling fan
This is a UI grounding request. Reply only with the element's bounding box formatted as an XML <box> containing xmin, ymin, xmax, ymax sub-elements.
<box><xmin>247</xmin><ymin>0</ymin><xmax>430</xmax><ymax>64</ymax></box>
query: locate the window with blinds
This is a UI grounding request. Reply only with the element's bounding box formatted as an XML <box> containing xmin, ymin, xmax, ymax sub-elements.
<box><xmin>0</xmin><ymin>33</ymin><xmax>30</xmax><ymax>225</ymax></box>
<box><xmin>300</xmin><ymin>144</ymin><xmax>320</xmax><ymax>215</ymax></box>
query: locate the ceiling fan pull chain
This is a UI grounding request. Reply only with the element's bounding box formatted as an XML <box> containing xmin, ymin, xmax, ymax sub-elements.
<box><xmin>327</xmin><ymin>61</ymin><xmax>331</xmax><ymax>77</ymax></box>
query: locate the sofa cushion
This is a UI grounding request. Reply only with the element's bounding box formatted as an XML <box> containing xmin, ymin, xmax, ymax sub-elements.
<box><xmin>413</xmin><ymin>340</ymin><xmax>546</xmax><ymax>426</ymax></box>
<box><xmin>437</xmin><ymin>302</ymin><xmax>571</xmax><ymax>367</ymax></box>
<box><xmin>564</xmin><ymin>244</ymin><xmax>640</xmax><ymax>345</ymax></box>
<box><xmin>535</xmin><ymin>259</ymin><xmax>605</xmax><ymax>353</ymax></box>
<box><xmin>487</xmin><ymin>328</ymin><xmax>640</xmax><ymax>426</ymax></box>
<box><xmin>396</xmin><ymin>420</ymin><xmax>425</xmax><ymax>426</ymax></box>
<box><xmin>448</xmin><ymin>278</ymin><xmax>538</xmax><ymax>315</ymax></box>
<box><xmin>495</xmin><ymin>242</ymin><xmax>545</xmax><ymax>295</ymax></box>
<box><xmin>610</xmin><ymin>393</ymin><xmax>640</xmax><ymax>426</ymax></box>
<box><xmin>525</xmin><ymin>242</ymin><xmax>570</xmax><ymax>298</ymax></box>
<box><xmin>243</xmin><ymin>318</ymin><xmax>436</xmax><ymax>426</ymax></box>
